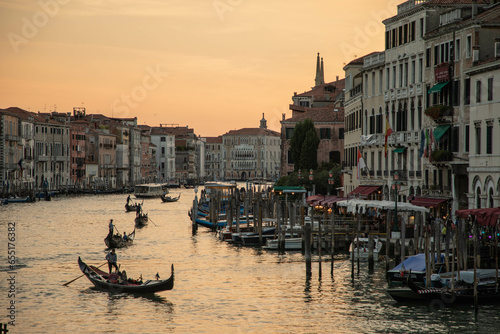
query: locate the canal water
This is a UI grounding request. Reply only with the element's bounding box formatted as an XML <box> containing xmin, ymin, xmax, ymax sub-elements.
<box><xmin>1</xmin><ymin>187</ymin><xmax>500</xmax><ymax>333</ymax></box>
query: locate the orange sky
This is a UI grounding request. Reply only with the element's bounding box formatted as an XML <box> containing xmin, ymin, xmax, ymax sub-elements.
<box><xmin>0</xmin><ymin>0</ymin><xmax>397</xmax><ymax>137</ymax></box>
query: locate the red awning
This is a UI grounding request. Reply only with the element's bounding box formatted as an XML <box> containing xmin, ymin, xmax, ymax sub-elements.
<box><xmin>409</xmin><ymin>196</ymin><xmax>449</xmax><ymax>208</ymax></box>
<box><xmin>306</xmin><ymin>195</ymin><xmax>325</xmax><ymax>205</ymax></box>
<box><xmin>320</xmin><ymin>196</ymin><xmax>345</xmax><ymax>207</ymax></box>
<box><xmin>456</xmin><ymin>207</ymin><xmax>500</xmax><ymax>226</ymax></box>
<box><xmin>348</xmin><ymin>186</ymin><xmax>380</xmax><ymax>197</ymax></box>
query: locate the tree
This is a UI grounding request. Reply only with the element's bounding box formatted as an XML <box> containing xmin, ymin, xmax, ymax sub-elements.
<box><xmin>299</xmin><ymin>129</ymin><xmax>319</xmax><ymax>170</ymax></box>
<box><xmin>290</xmin><ymin>119</ymin><xmax>319</xmax><ymax>171</ymax></box>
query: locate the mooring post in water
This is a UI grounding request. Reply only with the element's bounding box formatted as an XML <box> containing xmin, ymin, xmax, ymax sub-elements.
<box><xmin>351</xmin><ymin>227</ymin><xmax>355</xmax><ymax>280</ymax></box>
<box><xmin>357</xmin><ymin>214</ymin><xmax>361</xmax><ymax>274</ymax></box>
<box><xmin>192</xmin><ymin>187</ymin><xmax>198</xmax><ymax>234</ymax></box>
<box><xmin>368</xmin><ymin>234</ymin><xmax>374</xmax><ymax>271</ymax></box>
<box><xmin>305</xmin><ymin>222</ymin><xmax>312</xmax><ymax>277</ymax></box>
<box><xmin>386</xmin><ymin>210</ymin><xmax>391</xmax><ymax>271</ymax></box>
<box><xmin>394</xmin><ymin>239</ymin><xmax>401</xmax><ymax>266</ymax></box>
<box><xmin>258</xmin><ymin>204</ymin><xmax>263</xmax><ymax>246</ymax></box>
<box><xmin>318</xmin><ymin>217</ymin><xmax>322</xmax><ymax>277</ymax></box>
<box><xmin>331</xmin><ymin>209</ymin><xmax>335</xmax><ymax>277</ymax></box>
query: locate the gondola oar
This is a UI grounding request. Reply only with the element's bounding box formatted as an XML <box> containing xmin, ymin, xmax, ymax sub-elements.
<box><xmin>63</xmin><ymin>262</ymin><xmax>107</xmax><ymax>286</ymax></box>
<box><xmin>148</xmin><ymin>216</ymin><xmax>158</xmax><ymax>227</ymax></box>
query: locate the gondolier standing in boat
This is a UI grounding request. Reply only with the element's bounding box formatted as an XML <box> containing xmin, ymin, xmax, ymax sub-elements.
<box><xmin>106</xmin><ymin>248</ymin><xmax>118</xmax><ymax>273</ymax></box>
<box><xmin>127</xmin><ymin>195</ymin><xmax>131</xmax><ymax>204</ymax></box>
<box><xmin>109</xmin><ymin>219</ymin><xmax>114</xmax><ymax>233</ymax></box>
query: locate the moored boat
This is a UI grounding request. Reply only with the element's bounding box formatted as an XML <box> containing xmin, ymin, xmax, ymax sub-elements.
<box><xmin>264</xmin><ymin>237</ymin><xmax>303</xmax><ymax>250</ymax></box>
<box><xmin>349</xmin><ymin>236</ymin><xmax>383</xmax><ymax>261</ymax></box>
<box><xmin>406</xmin><ymin>269</ymin><xmax>500</xmax><ymax>304</ymax></box>
<box><xmin>78</xmin><ymin>257</ymin><xmax>174</xmax><ymax>294</ymax></box>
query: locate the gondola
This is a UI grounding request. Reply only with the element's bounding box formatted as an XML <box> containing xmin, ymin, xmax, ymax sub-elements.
<box><xmin>104</xmin><ymin>229</ymin><xmax>135</xmax><ymax>249</ymax></box>
<box><xmin>160</xmin><ymin>194</ymin><xmax>181</xmax><ymax>203</ymax></box>
<box><xmin>135</xmin><ymin>212</ymin><xmax>148</xmax><ymax>227</ymax></box>
<box><xmin>406</xmin><ymin>269</ymin><xmax>500</xmax><ymax>304</ymax></box>
<box><xmin>78</xmin><ymin>257</ymin><xmax>174</xmax><ymax>294</ymax></box>
<box><xmin>125</xmin><ymin>202</ymin><xmax>141</xmax><ymax>212</ymax></box>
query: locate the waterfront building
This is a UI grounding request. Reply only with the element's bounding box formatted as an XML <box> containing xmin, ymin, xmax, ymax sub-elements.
<box><xmin>422</xmin><ymin>2</ymin><xmax>500</xmax><ymax>211</ymax></box>
<box><xmin>203</xmin><ymin>136</ymin><xmax>224</xmax><ymax>181</ymax></box>
<box><xmin>223</xmin><ymin>115</ymin><xmax>280</xmax><ymax>181</ymax></box>
<box><xmin>149</xmin><ymin>126</ymin><xmax>176</xmax><ymax>183</ymax></box>
<box><xmin>69</xmin><ymin>120</ymin><xmax>87</xmax><ymax>187</ymax></box>
<box><xmin>0</xmin><ymin>108</ymin><xmax>33</xmax><ymax>194</ymax></box>
<box><xmin>462</xmin><ymin>3</ymin><xmax>500</xmax><ymax>208</ymax></box>
<box><xmin>281</xmin><ymin>53</ymin><xmax>345</xmax><ymax>177</ymax></box>
<box><xmin>343</xmin><ymin>52</ymin><xmax>386</xmax><ymax>200</ymax></box>
<box><xmin>32</xmin><ymin>111</ymin><xmax>71</xmax><ymax>192</ymax></box>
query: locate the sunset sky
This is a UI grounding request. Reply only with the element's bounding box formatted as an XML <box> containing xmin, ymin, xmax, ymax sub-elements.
<box><xmin>0</xmin><ymin>0</ymin><xmax>397</xmax><ymax>137</ymax></box>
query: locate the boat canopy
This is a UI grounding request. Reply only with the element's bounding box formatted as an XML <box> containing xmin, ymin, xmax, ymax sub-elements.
<box><xmin>390</xmin><ymin>253</ymin><xmax>445</xmax><ymax>272</ymax></box>
<box><xmin>336</xmin><ymin>199</ymin><xmax>430</xmax><ymax>214</ymax></box>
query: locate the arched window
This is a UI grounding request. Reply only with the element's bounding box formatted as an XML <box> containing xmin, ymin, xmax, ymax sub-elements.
<box><xmin>476</xmin><ymin>188</ymin><xmax>482</xmax><ymax>209</ymax></box>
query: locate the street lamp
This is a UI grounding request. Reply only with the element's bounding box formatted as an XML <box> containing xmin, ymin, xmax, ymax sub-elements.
<box><xmin>328</xmin><ymin>170</ymin><xmax>333</xmax><ymax>196</ymax></box>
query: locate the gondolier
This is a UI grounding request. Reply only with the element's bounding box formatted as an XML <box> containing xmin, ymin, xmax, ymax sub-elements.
<box><xmin>109</xmin><ymin>219</ymin><xmax>114</xmax><ymax>233</ymax></box>
<box><xmin>105</xmin><ymin>249</ymin><xmax>118</xmax><ymax>273</ymax></box>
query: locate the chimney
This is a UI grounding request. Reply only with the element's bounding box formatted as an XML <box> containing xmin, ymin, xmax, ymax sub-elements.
<box><xmin>282</xmin><ymin>113</ymin><xmax>286</xmax><ymax>121</ymax></box>
<box><xmin>336</xmin><ymin>75</ymin><xmax>339</xmax><ymax>81</ymax></box>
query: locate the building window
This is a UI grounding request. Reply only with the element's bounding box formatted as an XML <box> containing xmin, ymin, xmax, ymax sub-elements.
<box><xmin>486</xmin><ymin>122</ymin><xmax>493</xmax><ymax>154</ymax></box>
<box><xmin>339</xmin><ymin>128</ymin><xmax>344</xmax><ymax>139</ymax></box>
<box><xmin>464</xmin><ymin>78</ymin><xmax>471</xmax><ymax>105</ymax></box>
<box><xmin>434</xmin><ymin>45</ymin><xmax>439</xmax><ymax>65</ymax></box>
<box><xmin>476</xmin><ymin>80</ymin><xmax>481</xmax><ymax>103</ymax></box>
<box><xmin>466</xmin><ymin>35</ymin><xmax>472</xmax><ymax>58</ymax></box>
<box><xmin>320</xmin><ymin>128</ymin><xmax>331</xmax><ymax>139</ymax></box>
<box><xmin>160</xmin><ymin>137</ymin><xmax>166</xmax><ymax>142</ymax></box>
<box><xmin>465</xmin><ymin>124</ymin><xmax>470</xmax><ymax>153</ymax></box>
<box><xmin>426</xmin><ymin>48</ymin><xmax>431</xmax><ymax>67</ymax></box>
<box><xmin>487</xmin><ymin>77</ymin><xmax>493</xmax><ymax>101</ymax></box>
<box><xmin>285</xmin><ymin>127</ymin><xmax>294</xmax><ymax>139</ymax></box>
<box><xmin>475</xmin><ymin>124</ymin><xmax>481</xmax><ymax>155</ymax></box>
<box><xmin>455</xmin><ymin>39</ymin><xmax>460</xmax><ymax>60</ymax></box>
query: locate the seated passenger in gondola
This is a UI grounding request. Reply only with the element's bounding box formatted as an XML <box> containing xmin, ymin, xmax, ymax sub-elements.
<box><xmin>123</xmin><ymin>232</ymin><xmax>128</xmax><ymax>241</ymax></box>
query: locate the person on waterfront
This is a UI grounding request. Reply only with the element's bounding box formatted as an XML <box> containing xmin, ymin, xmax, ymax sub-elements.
<box><xmin>123</xmin><ymin>232</ymin><xmax>128</xmax><ymax>241</ymax></box>
<box><xmin>106</xmin><ymin>248</ymin><xmax>118</xmax><ymax>274</ymax></box>
<box><xmin>109</xmin><ymin>219</ymin><xmax>114</xmax><ymax>233</ymax></box>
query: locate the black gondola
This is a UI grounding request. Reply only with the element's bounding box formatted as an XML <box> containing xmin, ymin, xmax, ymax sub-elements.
<box><xmin>160</xmin><ymin>194</ymin><xmax>181</xmax><ymax>203</ymax></box>
<box><xmin>104</xmin><ymin>229</ymin><xmax>135</xmax><ymax>249</ymax></box>
<box><xmin>78</xmin><ymin>257</ymin><xmax>174</xmax><ymax>294</ymax></box>
<box><xmin>406</xmin><ymin>269</ymin><xmax>500</xmax><ymax>304</ymax></box>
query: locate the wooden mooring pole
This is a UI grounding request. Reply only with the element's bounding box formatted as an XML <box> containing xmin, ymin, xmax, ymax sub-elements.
<box><xmin>305</xmin><ymin>222</ymin><xmax>312</xmax><ymax>278</ymax></box>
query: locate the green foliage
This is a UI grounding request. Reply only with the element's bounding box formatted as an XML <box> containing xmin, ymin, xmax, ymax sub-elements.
<box><xmin>290</xmin><ymin>119</ymin><xmax>319</xmax><ymax>171</ymax></box>
<box><xmin>274</xmin><ymin>163</ymin><xmax>342</xmax><ymax>195</ymax></box>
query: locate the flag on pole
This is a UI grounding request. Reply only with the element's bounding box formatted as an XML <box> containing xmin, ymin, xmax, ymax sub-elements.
<box><xmin>357</xmin><ymin>149</ymin><xmax>366</xmax><ymax>180</ymax></box>
<box><xmin>384</xmin><ymin>115</ymin><xmax>393</xmax><ymax>157</ymax></box>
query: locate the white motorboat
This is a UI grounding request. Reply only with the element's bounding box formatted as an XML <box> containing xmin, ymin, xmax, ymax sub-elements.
<box><xmin>349</xmin><ymin>236</ymin><xmax>383</xmax><ymax>261</ymax></box>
